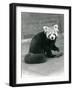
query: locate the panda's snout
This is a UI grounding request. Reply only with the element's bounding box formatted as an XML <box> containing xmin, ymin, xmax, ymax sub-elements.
<box><xmin>51</xmin><ymin>36</ymin><xmax>54</xmax><ymax>40</ymax></box>
<box><xmin>46</xmin><ymin>32</ymin><xmax>57</xmax><ymax>40</ymax></box>
<box><xmin>50</xmin><ymin>34</ymin><xmax>56</xmax><ymax>40</ymax></box>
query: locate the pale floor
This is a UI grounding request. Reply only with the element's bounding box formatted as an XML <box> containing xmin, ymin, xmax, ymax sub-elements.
<box><xmin>21</xmin><ymin>34</ymin><xmax>64</xmax><ymax>80</ymax></box>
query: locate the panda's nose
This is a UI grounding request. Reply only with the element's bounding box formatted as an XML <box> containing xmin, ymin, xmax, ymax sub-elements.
<box><xmin>51</xmin><ymin>37</ymin><xmax>53</xmax><ymax>39</ymax></box>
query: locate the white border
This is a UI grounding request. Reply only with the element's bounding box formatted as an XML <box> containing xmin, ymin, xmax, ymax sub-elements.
<box><xmin>16</xmin><ymin>6</ymin><xmax>69</xmax><ymax>84</ymax></box>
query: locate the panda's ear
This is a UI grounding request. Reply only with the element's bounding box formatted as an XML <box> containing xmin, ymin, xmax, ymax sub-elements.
<box><xmin>54</xmin><ymin>24</ymin><xmax>59</xmax><ymax>31</ymax></box>
<box><xmin>43</xmin><ymin>26</ymin><xmax>49</xmax><ymax>33</ymax></box>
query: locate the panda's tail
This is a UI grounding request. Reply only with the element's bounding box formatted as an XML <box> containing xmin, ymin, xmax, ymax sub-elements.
<box><xmin>24</xmin><ymin>53</ymin><xmax>46</xmax><ymax>64</ymax></box>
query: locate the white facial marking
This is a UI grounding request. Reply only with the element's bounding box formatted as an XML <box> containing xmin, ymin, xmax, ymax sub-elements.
<box><xmin>43</xmin><ymin>24</ymin><xmax>59</xmax><ymax>40</ymax></box>
<box><xmin>49</xmin><ymin>34</ymin><xmax>55</xmax><ymax>40</ymax></box>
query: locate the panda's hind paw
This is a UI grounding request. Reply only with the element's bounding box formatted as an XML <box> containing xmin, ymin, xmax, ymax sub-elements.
<box><xmin>46</xmin><ymin>54</ymin><xmax>56</xmax><ymax>58</ymax></box>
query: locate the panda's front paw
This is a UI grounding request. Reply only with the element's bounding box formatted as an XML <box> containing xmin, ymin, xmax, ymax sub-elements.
<box><xmin>46</xmin><ymin>54</ymin><xmax>56</xmax><ymax>58</ymax></box>
<box><xmin>56</xmin><ymin>48</ymin><xmax>60</xmax><ymax>52</ymax></box>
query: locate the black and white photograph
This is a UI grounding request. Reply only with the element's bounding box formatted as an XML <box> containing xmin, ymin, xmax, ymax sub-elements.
<box><xmin>21</xmin><ymin>13</ymin><xmax>64</xmax><ymax>78</ymax></box>
<box><xmin>10</xmin><ymin>3</ymin><xmax>71</xmax><ymax>87</ymax></box>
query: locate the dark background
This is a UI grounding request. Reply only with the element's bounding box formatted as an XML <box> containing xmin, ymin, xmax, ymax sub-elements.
<box><xmin>21</xmin><ymin>12</ymin><xmax>64</xmax><ymax>39</ymax></box>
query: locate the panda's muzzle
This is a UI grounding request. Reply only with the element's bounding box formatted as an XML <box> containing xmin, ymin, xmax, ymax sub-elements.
<box><xmin>51</xmin><ymin>36</ymin><xmax>54</xmax><ymax>40</ymax></box>
<box><xmin>49</xmin><ymin>34</ymin><xmax>56</xmax><ymax>40</ymax></box>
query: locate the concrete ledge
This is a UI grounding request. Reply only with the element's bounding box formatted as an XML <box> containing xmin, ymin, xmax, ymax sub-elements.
<box><xmin>21</xmin><ymin>38</ymin><xmax>32</xmax><ymax>43</ymax></box>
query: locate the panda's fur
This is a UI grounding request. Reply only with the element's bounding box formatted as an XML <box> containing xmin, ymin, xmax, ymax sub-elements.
<box><xmin>24</xmin><ymin>24</ymin><xmax>60</xmax><ymax>64</ymax></box>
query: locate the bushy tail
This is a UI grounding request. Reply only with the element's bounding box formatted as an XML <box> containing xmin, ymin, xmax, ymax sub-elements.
<box><xmin>24</xmin><ymin>53</ymin><xmax>46</xmax><ymax>64</ymax></box>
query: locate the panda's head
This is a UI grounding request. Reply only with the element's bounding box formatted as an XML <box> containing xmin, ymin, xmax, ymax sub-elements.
<box><xmin>43</xmin><ymin>24</ymin><xmax>59</xmax><ymax>40</ymax></box>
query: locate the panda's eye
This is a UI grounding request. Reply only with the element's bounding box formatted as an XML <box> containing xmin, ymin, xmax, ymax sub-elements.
<box><xmin>53</xmin><ymin>34</ymin><xmax>56</xmax><ymax>36</ymax></box>
<box><xmin>47</xmin><ymin>34</ymin><xmax>51</xmax><ymax>38</ymax></box>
